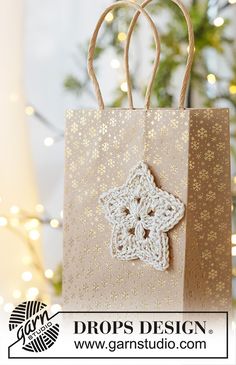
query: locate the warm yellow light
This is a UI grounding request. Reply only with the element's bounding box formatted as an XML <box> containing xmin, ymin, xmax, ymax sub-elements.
<box><xmin>105</xmin><ymin>12</ymin><xmax>114</xmax><ymax>23</ymax></box>
<box><xmin>10</xmin><ymin>218</ymin><xmax>20</xmax><ymax>227</ymax></box>
<box><xmin>110</xmin><ymin>59</ymin><xmax>120</xmax><ymax>69</ymax></box>
<box><xmin>4</xmin><ymin>303</ymin><xmax>14</xmax><ymax>313</ymax></box>
<box><xmin>232</xmin><ymin>234</ymin><xmax>236</xmax><ymax>244</ymax></box>
<box><xmin>0</xmin><ymin>296</ymin><xmax>4</xmax><ymax>305</ymax></box>
<box><xmin>12</xmin><ymin>289</ymin><xmax>21</xmax><ymax>299</ymax></box>
<box><xmin>35</xmin><ymin>204</ymin><xmax>44</xmax><ymax>213</ymax></box>
<box><xmin>229</xmin><ymin>0</ymin><xmax>236</xmax><ymax>4</ymax></box>
<box><xmin>232</xmin><ymin>246</ymin><xmax>236</xmax><ymax>256</ymax></box>
<box><xmin>26</xmin><ymin>287</ymin><xmax>39</xmax><ymax>300</ymax></box>
<box><xmin>117</xmin><ymin>32</ymin><xmax>127</xmax><ymax>42</ymax></box>
<box><xmin>44</xmin><ymin>137</ymin><xmax>54</xmax><ymax>147</ymax></box>
<box><xmin>0</xmin><ymin>216</ymin><xmax>8</xmax><ymax>227</ymax></box>
<box><xmin>50</xmin><ymin>304</ymin><xmax>62</xmax><ymax>314</ymax></box>
<box><xmin>207</xmin><ymin>74</ymin><xmax>216</xmax><ymax>84</ymax></box>
<box><xmin>45</xmin><ymin>269</ymin><xmax>54</xmax><ymax>279</ymax></box>
<box><xmin>28</xmin><ymin>229</ymin><xmax>40</xmax><ymax>240</ymax></box>
<box><xmin>10</xmin><ymin>205</ymin><xmax>20</xmax><ymax>214</ymax></box>
<box><xmin>234</xmin><ymin>176</ymin><xmax>236</xmax><ymax>184</ymax></box>
<box><xmin>229</xmin><ymin>85</ymin><xmax>236</xmax><ymax>94</ymax></box>
<box><xmin>120</xmin><ymin>81</ymin><xmax>128</xmax><ymax>92</ymax></box>
<box><xmin>22</xmin><ymin>256</ymin><xmax>32</xmax><ymax>265</ymax></box>
<box><xmin>21</xmin><ymin>271</ymin><xmax>32</xmax><ymax>282</ymax></box>
<box><xmin>213</xmin><ymin>17</ymin><xmax>224</xmax><ymax>27</ymax></box>
<box><xmin>25</xmin><ymin>105</ymin><xmax>35</xmax><ymax>116</ymax></box>
<box><xmin>24</xmin><ymin>218</ymin><xmax>40</xmax><ymax>231</ymax></box>
<box><xmin>50</xmin><ymin>219</ymin><xmax>60</xmax><ymax>228</ymax></box>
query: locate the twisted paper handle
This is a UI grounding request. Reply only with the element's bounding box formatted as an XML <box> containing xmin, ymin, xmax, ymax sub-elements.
<box><xmin>87</xmin><ymin>0</ymin><xmax>161</xmax><ymax>110</ymax></box>
<box><xmin>125</xmin><ymin>0</ymin><xmax>195</xmax><ymax>109</ymax></box>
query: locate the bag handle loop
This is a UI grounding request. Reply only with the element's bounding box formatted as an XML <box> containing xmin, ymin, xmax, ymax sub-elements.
<box><xmin>125</xmin><ymin>0</ymin><xmax>195</xmax><ymax>109</ymax></box>
<box><xmin>87</xmin><ymin>0</ymin><xmax>161</xmax><ymax>110</ymax></box>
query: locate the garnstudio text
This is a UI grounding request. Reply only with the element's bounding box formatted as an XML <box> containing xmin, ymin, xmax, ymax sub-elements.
<box><xmin>74</xmin><ymin>320</ymin><xmax>206</xmax><ymax>335</ymax></box>
<box><xmin>16</xmin><ymin>309</ymin><xmax>50</xmax><ymax>345</ymax></box>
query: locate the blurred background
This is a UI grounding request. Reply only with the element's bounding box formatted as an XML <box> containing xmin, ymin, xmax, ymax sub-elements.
<box><xmin>0</xmin><ymin>0</ymin><xmax>236</xmax><ymax>318</ymax></box>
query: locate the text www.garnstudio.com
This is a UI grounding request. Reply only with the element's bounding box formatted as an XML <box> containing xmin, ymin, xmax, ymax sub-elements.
<box><xmin>72</xmin><ymin>320</ymin><xmax>211</xmax><ymax>353</ymax></box>
<box><xmin>74</xmin><ymin>339</ymin><xmax>206</xmax><ymax>352</ymax></box>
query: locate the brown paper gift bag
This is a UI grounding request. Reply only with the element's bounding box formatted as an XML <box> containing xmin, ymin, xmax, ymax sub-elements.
<box><xmin>63</xmin><ymin>0</ymin><xmax>232</xmax><ymax>312</ymax></box>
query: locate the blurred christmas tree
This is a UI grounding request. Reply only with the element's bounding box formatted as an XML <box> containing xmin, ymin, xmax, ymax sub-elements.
<box><xmin>65</xmin><ymin>0</ymin><xmax>236</xmax><ymax>109</ymax></box>
<box><xmin>64</xmin><ymin>0</ymin><xmax>236</xmax><ymax>303</ymax></box>
<box><xmin>64</xmin><ymin>0</ymin><xmax>236</xmax><ymax>166</ymax></box>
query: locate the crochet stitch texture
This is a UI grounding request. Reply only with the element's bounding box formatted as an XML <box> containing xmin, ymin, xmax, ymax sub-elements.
<box><xmin>99</xmin><ymin>162</ymin><xmax>185</xmax><ymax>270</ymax></box>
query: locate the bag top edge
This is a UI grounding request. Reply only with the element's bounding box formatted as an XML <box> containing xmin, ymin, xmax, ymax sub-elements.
<box><xmin>65</xmin><ymin>107</ymin><xmax>229</xmax><ymax>112</ymax></box>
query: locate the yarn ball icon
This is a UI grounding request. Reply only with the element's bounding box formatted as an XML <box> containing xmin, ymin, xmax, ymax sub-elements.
<box><xmin>9</xmin><ymin>301</ymin><xmax>59</xmax><ymax>352</ymax></box>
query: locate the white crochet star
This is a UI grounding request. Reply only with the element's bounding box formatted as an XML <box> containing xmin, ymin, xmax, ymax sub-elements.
<box><xmin>99</xmin><ymin>162</ymin><xmax>185</xmax><ymax>271</ymax></box>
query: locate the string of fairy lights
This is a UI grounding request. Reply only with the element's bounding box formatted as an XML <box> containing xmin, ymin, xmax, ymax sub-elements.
<box><xmin>0</xmin><ymin>93</ymin><xmax>65</xmax><ymax>313</ymax></box>
<box><xmin>105</xmin><ymin>0</ymin><xmax>236</xmax><ymax>98</ymax></box>
<box><xmin>0</xmin><ymin>201</ymin><xmax>63</xmax><ymax>314</ymax></box>
<box><xmin>1</xmin><ymin>0</ymin><xmax>236</xmax><ymax>313</ymax></box>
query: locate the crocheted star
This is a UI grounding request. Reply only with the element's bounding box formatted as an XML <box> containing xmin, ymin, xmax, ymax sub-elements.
<box><xmin>99</xmin><ymin>162</ymin><xmax>185</xmax><ymax>271</ymax></box>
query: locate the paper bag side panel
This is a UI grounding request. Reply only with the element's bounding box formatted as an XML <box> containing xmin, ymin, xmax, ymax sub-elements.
<box><xmin>184</xmin><ymin>108</ymin><xmax>232</xmax><ymax>311</ymax></box>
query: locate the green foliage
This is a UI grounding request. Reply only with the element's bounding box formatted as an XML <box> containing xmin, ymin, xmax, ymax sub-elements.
<box><xmin>64</xmin><ymin>0</ymin><xmax>235</xmax><ymax>111</ymax></box>
<box><xmin>63</xmin><ymin>0</ymin><xmax>236</xmax><ymax>160</ymax></box>
<box><xmin>147</xmin><ymin>0</ymin><xmax>233</xmax><ymax>107</ymax></box>
<box><xmin>51</xmin><ymin>263</ymin><xmax>62</xmax><ymax>296</ymax></box>
<box><xmin>64</xmin><ymin>75</ymin><xmax>82</xmax><ymax>94</ymax></box>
